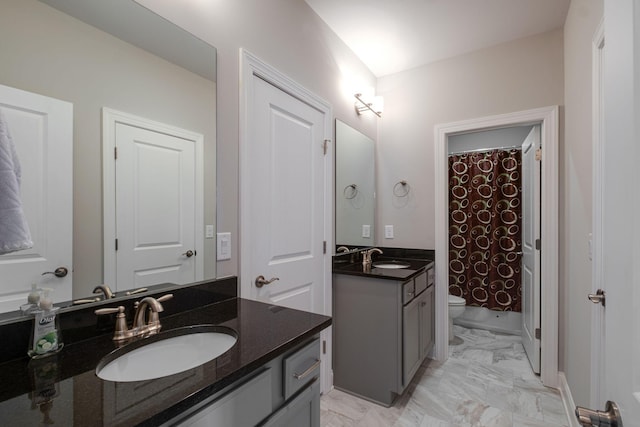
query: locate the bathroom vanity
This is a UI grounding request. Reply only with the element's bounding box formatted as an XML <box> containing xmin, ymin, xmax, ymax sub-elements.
<box><xmin>0</xmin><ymin>278</ymin><xmax>331</xmax><ymax>426</ymax></box>
<box><xmin>332</xmin><ymin>251</ymin><xmax>434</xmax><ymax>406</ymax></box>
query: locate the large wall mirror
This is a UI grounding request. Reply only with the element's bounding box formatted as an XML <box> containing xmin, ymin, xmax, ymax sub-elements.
<box><xmin>0</xmin><ymin>0</ymin><xmax>217</xmax><ymax>316</ymax></box>
<box><xmin>335</xmin><ymin>120</ymin><xmax>375</xmax><ymax>250</ymax></box>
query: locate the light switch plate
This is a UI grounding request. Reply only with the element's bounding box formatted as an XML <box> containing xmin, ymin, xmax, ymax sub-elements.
<box><xmin>385</xmin><ymin>225</ymin><xmax>394</xmax><ymax>239</ymax></box>
<box><xmin>217</xmin><ymin>232</ymin><xmax>231</xmax><ymax>260</ymax></box>
<box><xmin>362</xmin><ymin>224</ymin><xmax>371</xmax><ymax>238</ymax></box>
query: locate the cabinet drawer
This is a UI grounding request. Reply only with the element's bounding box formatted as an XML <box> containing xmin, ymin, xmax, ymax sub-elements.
<box><xmin>402</xmin><ymin>280</ymin><xmax>415</xmax><ymax>305</ymax></box>
<box><xmin>283</xmin><ymin>339</ymin><xmax>320</xmax><ymax>400</ymax></box>
<box><xmin>414</xmin><ymin>271</ymin><xmax>427</xmax><ymax>296</ymax></box>
<box><xmin>427</xmin><ymin>266</ymin><xmax>434</xmax><ymax>287</ymax></box>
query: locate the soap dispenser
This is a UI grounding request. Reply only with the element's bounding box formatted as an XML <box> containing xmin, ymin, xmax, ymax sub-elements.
<box><xmin>28</xmin><ymin>288</ymin><xmax>63</xmax><ymax>358</ymax></box>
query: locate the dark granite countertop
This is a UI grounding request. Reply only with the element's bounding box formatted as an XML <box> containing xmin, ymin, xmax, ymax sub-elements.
<box><xmin>333</xmin><ymin>258</ymin><xmax>433</xmax><ymax>281</ymax></box>
<box><xmin>0</xmin><ymin>297</ymin><xmax>331</xmax><ymax>426</ymax></box>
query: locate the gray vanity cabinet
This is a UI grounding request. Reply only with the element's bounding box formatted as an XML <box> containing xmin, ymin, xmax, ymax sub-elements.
<box><xmin>172</xmin><ymin>338</ymin><xmax>321</xmax><ymax>427</ymax></box>
<box><xmin>333</xmin><ymin>267</ymin><xmax>435</xmax><ymax>407</ymax></box>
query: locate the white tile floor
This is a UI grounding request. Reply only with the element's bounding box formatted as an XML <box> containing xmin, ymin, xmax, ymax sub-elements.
<box><xmin>321</xmin><ymin>325</ymin><xmax>569</xmax><ymax>427</ymax></box>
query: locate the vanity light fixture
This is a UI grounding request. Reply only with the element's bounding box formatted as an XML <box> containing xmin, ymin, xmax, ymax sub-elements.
<box><xmin>354</xmin><ymin>92</ymin><xmax>383</xmax><ymax>117</ymax></box>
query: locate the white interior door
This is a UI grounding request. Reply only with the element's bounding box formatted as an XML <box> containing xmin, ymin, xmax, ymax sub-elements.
<box><xmin>240</xmin><ymin>51</ymin><xmax>332</xmax><ymax>392</ymax></box>
<box><xmin>580</xmin><ymin>1</ymin><xmax>640</xmax><ymax>424</ymax></box>
<box><xmin>103</xmin><ymin>109</ymin><xmax>203</xmax><ymax>291</ymax></box>
<box><xmin>0</xmin><ymin>84</ymin><xmax>72</xmax><ymax>311</ymax></box>
<box><xmin>243</xmin><ymin>76</ymin><xmax>326</xmax><ymax>314</ymax></box>
<box><xmin>521</xmin><ymin>125</ymin><xmax>541</xmax><ymax>374</ymax></box>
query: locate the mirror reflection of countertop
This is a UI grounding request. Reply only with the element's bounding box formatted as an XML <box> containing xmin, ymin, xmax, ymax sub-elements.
<box><xmin>0</xmin><ymin>287</ymin><xmax>331</xmax><ymax>426</ymax></box>
<box><xmin>333</xmin><ymin>258</ymin><xmax>434</xmax><ymax>281</ymax></box>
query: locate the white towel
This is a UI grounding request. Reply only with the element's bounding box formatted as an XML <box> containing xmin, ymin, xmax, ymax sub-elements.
<box><xmin>0</xmin><ymin>108</ymin><xmax>33</xmax><ymax>255</ymax></box>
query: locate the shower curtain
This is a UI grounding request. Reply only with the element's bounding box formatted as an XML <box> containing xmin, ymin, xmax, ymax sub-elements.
<box><xmin>448</xmin><ymin>149</ymin><xmax>522</xmax><ymax>312</ymax></box>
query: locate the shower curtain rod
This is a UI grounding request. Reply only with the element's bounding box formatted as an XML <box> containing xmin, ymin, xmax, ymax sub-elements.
<box><xmin>448</xmin><ymin>145</ymin><xmax>522</xmax><ymax>156</ymax></box>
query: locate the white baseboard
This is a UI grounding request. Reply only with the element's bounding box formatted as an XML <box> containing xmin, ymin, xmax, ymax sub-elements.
<box><xmin>558</xmin><ymin>372</ymin><xmax>580</xmax><ymax>427</ymax></box>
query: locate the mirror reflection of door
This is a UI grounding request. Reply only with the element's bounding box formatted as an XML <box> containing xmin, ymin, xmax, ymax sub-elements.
<box><xmin>0</xmin><ymin>84</ymin><xmax>73</xmax><ymax>312</ymax></box>
<box><xmin>103</xmin><ymin>109</ymin><xmax>204</xmax><ymax>292</ymax></box>
<box><xmin>335</xmin><ymin>120</ymin><xmax>375</xmax><ymax>248</ymax></box>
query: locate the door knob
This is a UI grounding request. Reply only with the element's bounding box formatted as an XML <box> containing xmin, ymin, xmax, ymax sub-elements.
<box><xmin>588</xmin><ymin>289</ymin><xmax>606</xmax><ymax>307</ymax></box>
<box><xmin>255</xmin><ymin>275</ymin><xmax>279</xmax><ymax>288</ymax></box>
<box><xmin>575</xmin><ymin>400</ymin><xmax>622</xmax><ymax>426</ymax></box>
<box><xmin>182</xmin><ymin>250</ymin><xmax>195</xmax><ymax>258</ymax></box>
<box><xmin>42</xmin><ymin>267</ymin><xmax>68</xmax><ymax>278</ymax></box>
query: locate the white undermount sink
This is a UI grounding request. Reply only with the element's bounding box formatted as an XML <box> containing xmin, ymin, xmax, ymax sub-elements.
<box><xmin>372</xmin><ymin>261</ymin><xmax>411</xmax><ymax>269</ymax></box>
<box><xmin>96</xmin><ymin>325</ymin><xmax>237</xmax><ymax>382</ymax></box>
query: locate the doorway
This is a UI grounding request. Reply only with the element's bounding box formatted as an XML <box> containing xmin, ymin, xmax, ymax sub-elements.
<box><xmin>434</xmin><ymin>105</ymin><xmax>559</xmax><ymax>388</ymax></box>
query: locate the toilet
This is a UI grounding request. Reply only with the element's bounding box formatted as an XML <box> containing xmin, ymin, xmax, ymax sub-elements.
<box><xmin>448</xmin><ymin>295</ymin><xmax>466</xmax><ymax>342</ymax></box>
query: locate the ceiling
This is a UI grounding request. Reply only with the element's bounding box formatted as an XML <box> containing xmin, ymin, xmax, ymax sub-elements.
<box><xmin>305</xmin><ymin>0</ymin><xmax>571</xmax><ymax>77</ymax></box>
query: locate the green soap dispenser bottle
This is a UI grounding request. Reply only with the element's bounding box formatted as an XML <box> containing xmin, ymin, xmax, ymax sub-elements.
<box><xmin>29</xmin><ymin>288</ymin><xmax>63</xmax><ymax>359</ymax></box>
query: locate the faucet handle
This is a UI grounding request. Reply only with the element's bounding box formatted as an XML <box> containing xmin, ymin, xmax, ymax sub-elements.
<box><xmin>156</xmin><ymin>293</ymin><xmax>173</xmax><ymax>304</ymax></box>
<box><xmin>95</xmin><ymin>306</ymin><xmax>132</xmax><ymax>344</ymax></box>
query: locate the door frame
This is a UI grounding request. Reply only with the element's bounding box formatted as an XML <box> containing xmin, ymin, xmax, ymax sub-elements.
<box><xmin>102</xmin><ymin>108</ymin><xmax>204</xmax><ymax>288</ymax></box>
<box><xmin>239</xmin><ymin>49</ymin><xmax>333</xmax><ymax>392</ymax></box>
<box><xmin>590</xmin><ymin>18</ymin><xmax>605</xmax><ymax>409</ymax></box>
<box><xmin>434</xmin><ymin>105</ymin><xmax>559</xmax><ymax>387</ymax></box>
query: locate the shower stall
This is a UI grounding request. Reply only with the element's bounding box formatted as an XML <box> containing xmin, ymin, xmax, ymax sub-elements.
<box><xmin>448</xmin><ymin>126</ymin><xmax>534</xmax><ymax>335</ymax></box>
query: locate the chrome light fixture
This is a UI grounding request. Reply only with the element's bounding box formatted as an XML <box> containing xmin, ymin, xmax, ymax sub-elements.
<box><xmin>354</xmin><ymin>88</ymin><xmax>383</xmax><ymax>117</ymax></box>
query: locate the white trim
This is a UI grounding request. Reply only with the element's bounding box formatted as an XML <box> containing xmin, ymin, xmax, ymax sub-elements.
<box><xmin>590</xmin><ymin>18</ymin><xmax>605</xmax><ymax>409</ymax></box>
<box><xmin>239</xmin><ymin>49</ymin><xmax>334</xmax><ymax>393</ymax></box>
<box><xmin>434</xmin><ymin>106</ymin><xmax>559</xmax><ymax>388</ymax></box>
<box><xmin>559</xmin><ymin>372</ymin><xmax>580</xmax><ymax>427</ymax></box>
<box><xmin>102</xmin><ymin>108</ymin><xmax>205</xmax><ymax>287</ymax></box>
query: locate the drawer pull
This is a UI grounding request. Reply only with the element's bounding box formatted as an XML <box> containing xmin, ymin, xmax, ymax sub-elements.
<box><xmin>293</xmin><ymin>359</ymin><xmax>321</xmax><ymax>380</ymax></box>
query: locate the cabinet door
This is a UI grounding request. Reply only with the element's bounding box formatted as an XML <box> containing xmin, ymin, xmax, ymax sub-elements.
<box><xmin>402</xmin><ymin>296</ymin><xmax>421</xmax><ymax>386</ymax></box>
<box><xmin>419</xmin><ymin>287</ymin><xmax>435</xmax><ymax>358</ymax></box>
<box><xmin>261</xmin><ymin>380</ymin><xmax>320</xmax><ymax>427</ymax></box>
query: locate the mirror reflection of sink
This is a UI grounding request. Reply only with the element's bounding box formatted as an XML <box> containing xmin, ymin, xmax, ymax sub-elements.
<box><xmin>96</xmin><ymin>325</ymin><xmax>237</xmax><ymax>382</ymax></box>
<box><xmin>372</xmin><ymin>261</ymin><xmax>411</xmax><ymax>269</ymax></box>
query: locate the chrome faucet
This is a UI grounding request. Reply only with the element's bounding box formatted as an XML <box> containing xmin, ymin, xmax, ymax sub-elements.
<box><xmin>93</xmin><ymin>284</ymin><xmax>114</xmax><ymax>299</ymax></box>
<box><xmin>95</xmin><ymin>294</ymin><xmax>173</xmax><ymax>345</ymax></box>
<box><xmin>362</xmin><ymin>248</ymin><xmax>383</xmax><ymax>267</ymax></box>
<box><xmin>337</xmin><ymin>246</ymin><xmax>350</xmax><ymax>253</ymax></box>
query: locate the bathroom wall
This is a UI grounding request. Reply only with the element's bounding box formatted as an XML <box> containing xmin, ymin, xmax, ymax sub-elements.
<box><xmin>135</xmin><ymin>0</ymin><xmax>379</xmax><ymax>278</ymax></box>
<box><xmin>562</xmin><ymin>0</ymin><xmax>604</xmax><ymax>407</ymax></box>
<box><xmin>375</xmin><ymin>29</ymin><xmax>564</xmax><ymax>250</ymax></box>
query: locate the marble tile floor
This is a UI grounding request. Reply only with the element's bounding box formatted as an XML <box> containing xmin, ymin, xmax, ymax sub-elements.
<box><xmin>321</xmin><ymin>325</ymin><xmax>569</xmax><ymax>427</ymax></box>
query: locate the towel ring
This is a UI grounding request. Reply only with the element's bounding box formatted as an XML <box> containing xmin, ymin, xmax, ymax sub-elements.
<box><xmin>343</xmin><ymin>184</ymin><xmax>358</xmax><ymax>199</ymax></box>
<box><xmin>393</xmin><ymin>180</ymin><xmax>410</xmax><ymax>197</ymax></box>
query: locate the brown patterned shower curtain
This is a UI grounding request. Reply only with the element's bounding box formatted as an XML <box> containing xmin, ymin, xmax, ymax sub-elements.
<box><xmin>448</xmin><ymin>149</ymin><xmax>522</xmax><ymax>312</ymax></box>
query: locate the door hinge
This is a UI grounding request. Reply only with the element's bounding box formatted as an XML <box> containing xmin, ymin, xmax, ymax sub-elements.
<box><xmin>535</xmin><ymin>328</ymin><xmax>541</xmax><ymax>340</ymax></box>
<box><xmin>115</xmin><ymin>238</ymin><xmax>118</xmax><ymax>251</ymax></box>
<box><xmin>322</xmin><ymin>340</ymin><xmax>327</xmax><ymax>355</ymax></box>
<box><xmin>323</xmin><ymin>241</ymin><xmax>327</xmax><ymax>254</ymax></box>
<box><xmin>535</xmin><ymin>147</ymin><xmax>542</xmax><ymax>161</ymax></box>
<box><xmin>323</xmin><ymin>139</ymin><xmax>330</xmax><ymax>155</ymax></box>
<box><xmin>114</xmin><ymin>146</ymin><xmax>118</xmax><ymax>160</ymax></box>
<box><xmin>535</xmin><ymin>239</ymin><xmax>541</xmax><ymax>250</ymax></box>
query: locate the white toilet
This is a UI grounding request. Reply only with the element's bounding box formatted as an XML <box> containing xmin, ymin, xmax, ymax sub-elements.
<box><xmin>448</xmin><ymin>295</ymin><xmax>466</xmax><ymax>342</ymax></box>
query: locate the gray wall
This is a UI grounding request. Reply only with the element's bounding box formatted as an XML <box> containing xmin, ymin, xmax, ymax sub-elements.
<box><xmin>448</xmin><ymin>126</ymin><xmax>534</xmax><ymax>154</ymax></box>
<box><xmin>0</xmin><ymin>0</ymin><xmax>217</xmax><ymax>297</ymax></box>
<box><xmin>135</xmin><ymin>0</ymin><xmax>379</xmax><ymax>278</ymax></box>
<box><xmin>562</xmin><ymin>0</ymin><xmax>603</xmax><ymax>406</ymax></box>
<box><xmin>375</xmin><ymin>29</ymin><xmax>564</xmax><ymax>249</ymax></box>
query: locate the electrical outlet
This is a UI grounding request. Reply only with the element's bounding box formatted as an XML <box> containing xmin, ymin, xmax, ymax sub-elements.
<box><xmin>217</xmin><ymin>232</ymin><xmax>231</xmax><ymax>260</ymax></box>
<box><xmin>385</xmin><ymin>225</ymin><xmax>394</xmax><ymax>239</ymax></box>
<box><xmin>362</xmin><ymin>224</ymin><xmax>371</xmax><ymax>238</ymax></box>
<box><xmin>205</xmin><ymin>225</ymin><xmax>214</xmax><ymax>239</ymax></box>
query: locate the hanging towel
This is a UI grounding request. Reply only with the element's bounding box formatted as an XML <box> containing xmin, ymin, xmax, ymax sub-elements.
<box><xmin>0</xmin><ymin>108</ymin><xmax>33</xmax><ymax>255</ymax></box>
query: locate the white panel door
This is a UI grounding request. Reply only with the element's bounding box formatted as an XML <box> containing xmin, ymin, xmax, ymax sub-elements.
<box><xmin>107</xmin><ymin>111</ymin><xmax>203</xmax><ymax>291</ymax></box>
<box><xmin>521</xmin><ymin>126</ymin><xmax>541</xmax><ymax>373</ymax></box>
<box><xmin>0</xmin><ymin>84</ymin><xmax>72</xmax><ymax>311</ymax></box>
<box><xmin>243</xmin><ymin>76</ymin><xmax>327</xmax><ymax>314</ymax></box>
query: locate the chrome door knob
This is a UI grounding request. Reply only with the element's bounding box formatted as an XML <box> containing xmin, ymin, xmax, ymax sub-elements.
<box><xmin>255</xmin><ymin>275</ymin><xmax>279</xmax><ymax>288</ymax></box>
<box><xmin>42</xmin><ymin>267</ymin><xmax>68</xmax><ymax>278</ymax></box>
<box><xmin>588</xmin><ymin>289</ymin><xmax>606</xmax><ymax>307</ymax></box>
<box><xmin>182</xmin><ymin>250</ymin><xmax>195</xmax><ymax>258</ymax></box>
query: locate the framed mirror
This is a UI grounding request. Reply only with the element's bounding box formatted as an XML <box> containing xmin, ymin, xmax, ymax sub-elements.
<box><xmin>0</xmin><ymin>0</ymin><xmax>217</xmax><ymax>316</ymax></box>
